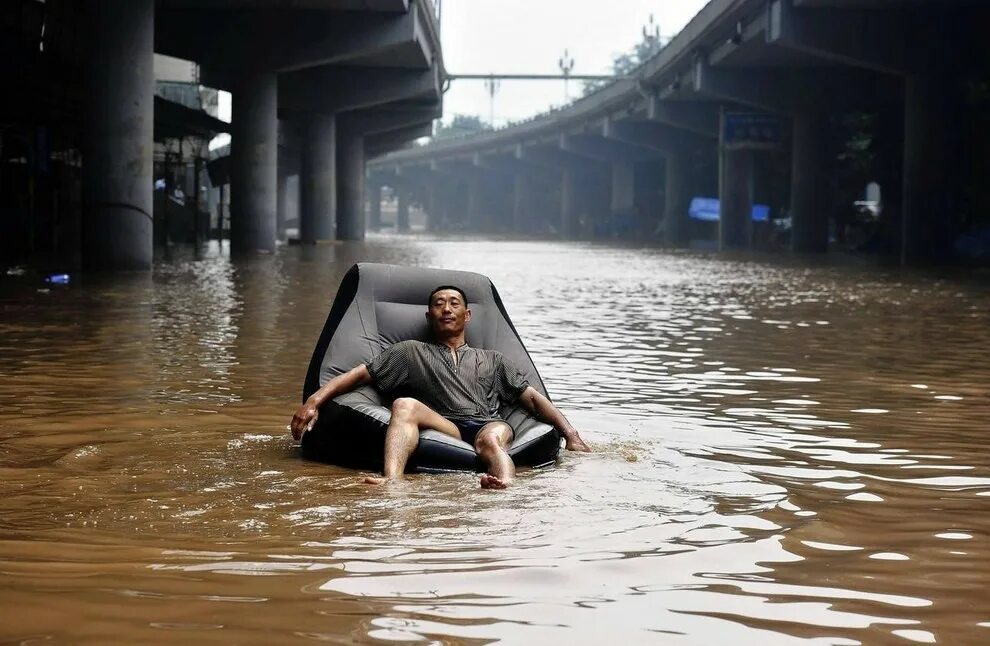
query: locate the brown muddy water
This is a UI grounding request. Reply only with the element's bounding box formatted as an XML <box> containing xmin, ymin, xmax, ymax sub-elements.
<box><xmin>1</xmin><ymin>236</ymin><xmax>989</xmax><ymax>645</ymax></box>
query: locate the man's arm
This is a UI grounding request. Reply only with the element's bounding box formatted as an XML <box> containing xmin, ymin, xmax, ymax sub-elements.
<box><xmin>517</xmin><ymin>386</ymin><xmax>591</xmax><ymax>452</ymax></box>
<box><xmin>290</xmin><ymin>364</ymin><xmax>372</xmax><ymax>440</ymax></box>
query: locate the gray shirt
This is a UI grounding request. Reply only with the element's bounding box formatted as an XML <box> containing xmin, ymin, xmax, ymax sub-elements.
<box><xmin>366</xmin><ymin>340</ymin><xmax>529</xmax><ymax>422</ymax></box>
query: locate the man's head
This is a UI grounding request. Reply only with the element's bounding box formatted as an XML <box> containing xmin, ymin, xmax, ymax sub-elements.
<box><xmin>426</xmin><ymin>285</ymin><xmax>471</xmax><ymax>338</ymax></box>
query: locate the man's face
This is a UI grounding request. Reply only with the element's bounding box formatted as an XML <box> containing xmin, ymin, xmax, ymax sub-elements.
<box><xmin>427</xmin><ymin>289</ymin><xmax>471</xmax><ymax>336</ymax></box>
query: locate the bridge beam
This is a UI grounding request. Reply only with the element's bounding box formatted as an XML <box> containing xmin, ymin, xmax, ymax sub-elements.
<box><xmin>768</xmin><ymin>0</ymin><xmax>909</xmax><ymax>76</ymax></box>
<box><xmin>280</xmin><ymin>67</ymin><xmax>440</xmax><ymax>114</ymax></box>
<box><xmin>366</xmin><ymin>123</ymin><xmax>434</xmax><ymax>159</ymax></box>
<box><xmin>515</xmin><ymin>144</ymin><xmax>606</xmax><ymax>174</ymax></box>
<box><xmin>603</xmin><ymin>119</ymin><xmax>702</xmax><ymax>155</ymax></box>
<box><xmin>648</xmin><ymin>97</ymin><xmax>719</xmax><ymax>139</ymax></box>
<box><xmin>560</xmin><ymin>134</ymin><xmax>660</xmax><ymax>165</ymax></box>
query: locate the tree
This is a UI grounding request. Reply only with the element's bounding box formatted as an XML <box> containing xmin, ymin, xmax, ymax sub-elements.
<box><xmin>433</xmin><ymin>114</ymin><xmax>491</xmax><ymax>140</ymax></box>
<box><xmin>583</xmin><ymin>19</ymin><xmax>666</xmax><ymax>95</ymax></box>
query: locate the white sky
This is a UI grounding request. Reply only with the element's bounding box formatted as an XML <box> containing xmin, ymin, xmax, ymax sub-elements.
<box><xmin>438</xmin><ymin>0</ymin><xmax>710</xmax><ymax>127</ymax></box>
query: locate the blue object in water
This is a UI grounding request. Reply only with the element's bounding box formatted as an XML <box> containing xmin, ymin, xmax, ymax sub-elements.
<box><xmin>688</xmin><ymin>197</ymin><xmax>721</xmax><ymax>222</ymax></box>
<box><xmin>46</xmin><ymin>273</ymin><xmax>70</xmax><ymax>285</ymax></box>
<box><xmin>688</xmin><ymin>197</ymin><xmax>770</xmax><ymax>222</ymax></box>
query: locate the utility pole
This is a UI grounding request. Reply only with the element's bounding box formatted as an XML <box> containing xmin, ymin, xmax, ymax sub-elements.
<box><xmin>643</xmin><ymin>14</ymin><xmax>663</xmax><ymax>55</ymax></box>
<box><xmin>484</xmin><ymin>73</ymin><xmax>500</xmax><ymax>127</ymax></box>
<box><xmin>558</xmin><ymin>49</ymin><xmax>575</xmax><ymax>102</ymax></box>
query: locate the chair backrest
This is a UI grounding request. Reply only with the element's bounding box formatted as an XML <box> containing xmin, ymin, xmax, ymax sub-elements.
<box><xmin>303</xmin><ymin>263</ymin><xmax>548</xmax><ymax>402</ymax></box>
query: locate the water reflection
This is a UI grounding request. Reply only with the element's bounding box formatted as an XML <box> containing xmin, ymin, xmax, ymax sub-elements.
<box><xmin>0</xmin><ymin>236</ymin><xmax>989</xmax><ymax>643</ymax></box>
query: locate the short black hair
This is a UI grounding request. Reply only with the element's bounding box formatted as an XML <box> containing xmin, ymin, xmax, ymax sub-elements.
<box><xmin>428</xmin><ymin>285</ymin><xmax>467</xmax><ymax>306</ymax></box>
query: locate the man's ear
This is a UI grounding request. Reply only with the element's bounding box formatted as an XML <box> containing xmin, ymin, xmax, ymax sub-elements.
<box><xmin>465</xmin><ymin>308</ymin><xmax>472</xmax><ymax>322</ymax></box>
<box><xmin>425</xmin><ymin>310</ymin><xmax>430</xmax><ymax>322</ymax></box>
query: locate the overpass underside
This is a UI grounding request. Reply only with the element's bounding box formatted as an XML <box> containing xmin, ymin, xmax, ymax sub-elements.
<box><xmin>1</xmin><ymin>0</ymin><xmax>444</xmax><ymax>271</ymax></box>
<box><xmin>370</xmin><ymin>0</ymin><xmax>990</xmax><ymax>265</ymax></box>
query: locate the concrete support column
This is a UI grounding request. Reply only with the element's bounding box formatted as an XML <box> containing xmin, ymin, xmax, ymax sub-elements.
<box><xmin>610</xmin><ymin>161</ymin><xmax>635</xmax><ymax>213</ymax></box>
<box><xmin>790</xmin><ymin>112</ymin><xmax>829</xmax><ymax>253</ymax></box>
<box><xmin>336</xmin><ymin>129</ymin><xmax>366</xmax><ymax>240</ymax></box>
<box><xmin>425</xmin><ymin>184</ymin><xmax>438</xmax><ymax>231</ymax></box>
<box><xmin>368</xmin><ymin>183</ymin><xmax>382</xmax><ymax>231</ymax></box>
<box><xmin>397</xmin><ymin>188</ymin><xmax>410</xmax><ymax>232</ymax></box>
<box><xmin>230</xmin><ymin>70</ymin><xmax>278</xmax><ymax>254</ymax></box>
<box><xmin>718</xmin><ymin>148</ymin><xmax>753</xmax><ymax>250</ymax></box>
<box><xmin>276</xmin><ymin>170</ymin><xmax>288</xmax><ymax>242</ymax></box>
<box><xmin>81</xmin><ymin>0</ymin><xmax>154</xmax><ymax>270</ymax></box>
<box><xmin>902</xmin><ymin>74</ymin><xmax>956</xmax><ymax>264</ymax></box>
<box><xmin>663</xmin><ymin>152</ymin><xmax>690</xmax><ymax>247</ymax></box>
<box><xmin>561</xmin><ymin>170</ymin><xmax>580</xmax><ymax>239</ymax></box>
<box><xmin>466</xmin><ymin>176</ymin><xmax>482</xmax><ymax>231</ymax></box>
<box><xmin>512</xmin><ymin>174</ymin><xmax>526</xmax><ymax>233</ymax></box>
<box><xmin>299</xmin><ymin>113</ymin><xmax>335</xmax><ymax>243</ymax></box>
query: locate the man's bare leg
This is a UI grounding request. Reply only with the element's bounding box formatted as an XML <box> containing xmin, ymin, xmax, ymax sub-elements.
<box><xmin>475</xmin><ymin>422</ymin><xmax>515</xmax><ymax>490</ymax></box>
<box><xmin>365</xmin><ymin>397</ymin><xmax>459</xmax><ymax>485</ymax></box>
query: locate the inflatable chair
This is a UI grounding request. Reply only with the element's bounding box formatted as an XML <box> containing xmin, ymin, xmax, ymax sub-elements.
<box><xmin>301</xmin><ymin>263</ymin><xmax>560</xmax><ymax>472</ymax></box>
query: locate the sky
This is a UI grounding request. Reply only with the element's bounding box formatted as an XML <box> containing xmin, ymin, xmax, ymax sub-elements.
<box><xmin>438</xmin><ymin>0</ymin><xmax>710</xmax><ymax>127</ymax></box>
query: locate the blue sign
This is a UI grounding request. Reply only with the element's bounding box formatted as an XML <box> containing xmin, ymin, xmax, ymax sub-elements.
<box><xmin>723</xmin><ymin>113</ymin><xmax>781</xmax><ymax>150</ymax></box>
<box><xmin>688</xmin><ymin>197</ymin><xmax>769</xmax><ymax>222</ymax></box>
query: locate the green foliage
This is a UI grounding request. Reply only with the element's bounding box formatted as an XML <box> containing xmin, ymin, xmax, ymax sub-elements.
<box><xmin>433</xmin><ymin>114</ymin><xmax>491</xmax><ymax>140</ymax></box>
<box><xmin>582</xmin><ymin>30</ymin><xmax>665</xmax><ymax>95</ymax></box>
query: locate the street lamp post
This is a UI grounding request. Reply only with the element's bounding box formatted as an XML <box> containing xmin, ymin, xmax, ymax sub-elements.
<box><xmin>484</xmin><ymin>73</ymin><xmax>500</xmax><ymax>126</ymax></box>
<box><xmin>558</xmin><ymin>48</ymin><xmax>575</xmax><ymax>102</ymax></box>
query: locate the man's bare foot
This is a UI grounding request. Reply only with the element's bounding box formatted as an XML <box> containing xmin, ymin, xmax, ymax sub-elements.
<box><xmin>364</xmin><ymin>476</ymin><xmax>388</xmax><ymax>485</ymax></box>
<box><xmin>565</xmin><ymin>435</ymin><xmax>592</xmax><ymax>452</ymax></box>
<box><xmin>480</xmin><ymin>473</ymin><xmax>510</xmax><ymax>489</ymax></box>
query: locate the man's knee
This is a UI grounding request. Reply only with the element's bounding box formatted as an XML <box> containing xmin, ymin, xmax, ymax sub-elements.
<box><xmin>391</xmin><ymin>397</ymin><xmax>420</xmax><ymax>418</ymax></box>
<box><xmin>475</xmin><ymin>424</ymin><xmax>512</xmax><ymax>452</ymax></box>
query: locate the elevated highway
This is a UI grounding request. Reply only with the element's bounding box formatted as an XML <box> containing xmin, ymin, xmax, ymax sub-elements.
<box><xmin>369</xmin><ymin>0</ymin><xmax>988</xmax><ymax>264</ymax></box>
<box><xmin>1</xmin><ymin>0</ymin><xmax>445</xmax><ymax>270</ymax></box>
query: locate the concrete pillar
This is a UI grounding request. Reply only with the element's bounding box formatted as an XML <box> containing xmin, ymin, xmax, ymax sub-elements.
<box><xmin>81</xmin><ymin>0</ymin><xmax>154</xmax><ymax>271</ymax></box>
<box><xmin>610</xmin><ymin>161</ymin><xmax>635</xmax><ymax>237</ymax></box>
<box><xmin>336</xmin><ymin>129</ymin><xmax>366</xmax><ymax>240</ymax></box>
<box><xmin>466</xmin><ymin>176</ymin><xmax>482</xmax><ymax>231</ymax></box>
<box><xmin>368</xmin><ymin>183</ymin><xmax>382</xmax><ymax>231</ymax></box>
<box><xmin>230</xmin><ymin>71</ymin><xmax>278</xmax><ymax>254</ymax></box>
<box><xmin>663</xmin><ymin>152</ymin><xmax>690</xmax><ymax>247</ymax></box>
<box><xmin>718</xmin><ymin>148</ymin><xmax>753</xmax><ymax>250</ymax></box>
<box><xmin>276</xmin><ymin>171</ymin><xmax>288</xmax><ymax>242</ymax></box>
<box><xmin>299</xmin><ymin>113</ymin><xmax>335</xmax><ymax>243</ymax></box>
<box><xmin>561</xmin><ymin>170</ymin><xmax>580</xmax><ymax>239</ymax></box>
<box><xmin>511</xmin><ymin>174</ymin><xmax>526</xmax><ymax>233</ymax></box>
<box><xmin>901</xmin><ymin>74</ymin><xmax>956</xmax><ymax>264</ymax></box>
<box><xmin>790</xmin><ymin>112</ymin><xmax>829</xmax><ymax>253</ymax></box>
<box><xmin>610</xmin><ymin>161</ymin><xmax>635</xmax><ymax>212</ymax></box>
<box><xmin>397</xmin><ymin>189</ymin><xmax>410</xmax><ymax>232</ymax></box>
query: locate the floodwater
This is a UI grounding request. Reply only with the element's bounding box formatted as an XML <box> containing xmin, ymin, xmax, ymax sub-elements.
<box><xmin>1</xmin><ymin>236</ymin><xmax>989</xmax><ymax>645</ymax></box>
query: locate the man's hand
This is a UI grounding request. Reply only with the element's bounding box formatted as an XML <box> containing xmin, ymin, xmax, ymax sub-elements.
<box><xmin>290</xmin><ymin>401</ymin><xmax>319</xmax><ymax>441</ymax></box>
<box><xmin>518</xmin><ymin>386</ymin><xmax>593</xmax><ymax>453</ymax></box>
<box><xmin>289</xmin><ymin>365</ymin><xmax>373</xmax><ymax>442</ymax></box>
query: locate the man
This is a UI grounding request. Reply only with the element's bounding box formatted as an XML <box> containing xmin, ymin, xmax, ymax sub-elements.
<box><xmin>290</xmin><ymin>285</ymin><xmax>591</xmax><ymax>489</ymax></box>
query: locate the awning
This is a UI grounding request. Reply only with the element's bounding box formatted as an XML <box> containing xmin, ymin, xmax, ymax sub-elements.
<box><xmin>154</xmin><ymin>96</ymin><xmax>229</xmax><ymax>141</ymax></box>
